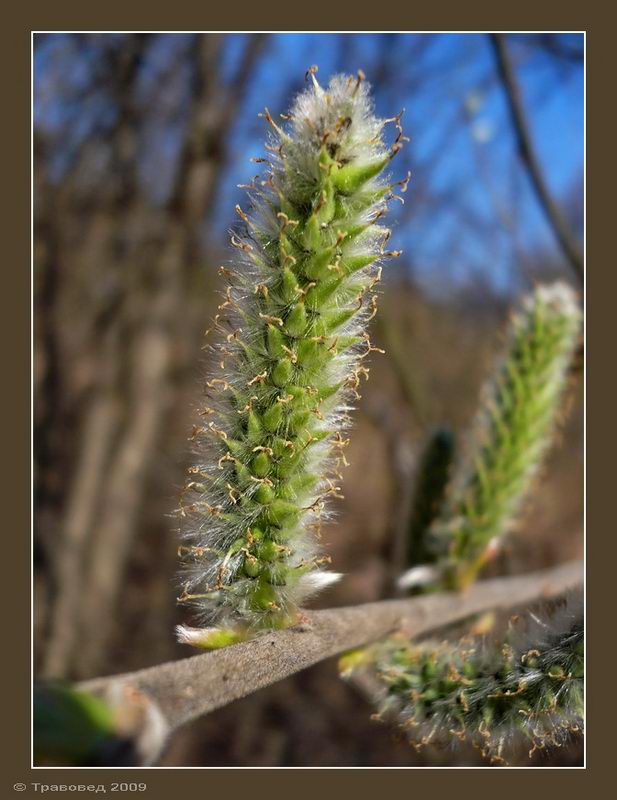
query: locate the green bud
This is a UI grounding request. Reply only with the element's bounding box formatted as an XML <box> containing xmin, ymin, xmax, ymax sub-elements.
<box><xmin>267</xmin><ymin>324</ymin><xmax>286</xmax><ymax>358</ymax></box>
<box><xmin>254</xmin><ymin>483</ymin><xmax>276</xmax><ymax>505</ymax></box>
<box><xmin>331</xmin><ymin>155</ymin><xmax>390</xmax><ymax>195</ymax></box>
<box><xmin>247</xmin><ymin>410</ymin><xmax>262</xmax><ymax>442</ymax></box>
<box><xmin>285</xmin><ymin>303</ymin><xmax>308</xmax><ymax>337</ymax></box>
<box><xmin>251</xmin><ymin>451</ymin><xmax>271</xmax><ymax>477</ymax></box>
<box><xmin>244</xmin><ymin>555</ymin><xmax>260</xmax><ymax>578</ymax></box>
<box><xmin>263</xmin><ymin>401</ymin><xmax>284</xmax><ymax>432</ymax></box>
<box><xmin>272</xmin><ymin>358</ymin><xmax>294</xmax><ymax>387</ymax></box>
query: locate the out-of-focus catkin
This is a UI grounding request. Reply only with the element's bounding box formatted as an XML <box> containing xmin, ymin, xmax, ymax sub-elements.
<box><xmin>428</xmin><ymin>282</ymin><xmax>581</xmax><ymax>589</ymax></box>
<box><xmin>341</xmin><ymin>592</ymin><xmax>583</xmax><ymax>764</ymax></box>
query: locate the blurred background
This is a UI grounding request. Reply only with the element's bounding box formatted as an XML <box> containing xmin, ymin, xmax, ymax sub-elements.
<box><xmin>33</xmin><ymin>32</ymin><xmax>584</xmax><ymax>766</ymax></box>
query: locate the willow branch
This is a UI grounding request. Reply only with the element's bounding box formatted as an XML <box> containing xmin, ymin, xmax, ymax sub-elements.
<box><xmin>490</xmin><ymin>33</ymin><xmax>584</xmax><ymax>284</ymax></box>
<box><xmin>74</xmin><ymin>561</ymin><xmax>582</xmax><ymax>763</ymax></box>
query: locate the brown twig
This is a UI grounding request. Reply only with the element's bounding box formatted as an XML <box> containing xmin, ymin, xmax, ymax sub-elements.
<box><xmin>76</xmin><ymin>560</ymin><xmax>582</xmax><ymax>764</ymax></box>
<box><xmin>489</xmin><ymin>34</ymin><xmax>584</xmax><ymax>284</ymax></box>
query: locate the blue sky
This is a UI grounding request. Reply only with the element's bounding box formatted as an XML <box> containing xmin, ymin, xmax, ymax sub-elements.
<box><xmin>34</xmin><ymin>33</ymin><xmax>584</xmax><ymax>298</ymax></box>
<box><xmin>214</xmin><ymin>33</ymin><xmax>583</xmax><ymax>294</ymax></box>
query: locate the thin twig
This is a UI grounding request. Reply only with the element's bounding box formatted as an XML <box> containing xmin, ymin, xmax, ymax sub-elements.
<box><xmin>490</xmin><ymin>33</ymin><xmax>584</xmax><ymax>284</ymax></box>
<box><xmin>76</xmin><ymin>560</ymin><xmax>582</xmax><ymax>763</ymax></box>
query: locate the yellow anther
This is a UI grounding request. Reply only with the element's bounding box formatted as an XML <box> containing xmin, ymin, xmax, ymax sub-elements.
<box><xmin>207</xmin><ymin>378</ymin><xmax>232</xmax><ymax>391</ymax></box>
<box><xmin>366</xmin><ymin>295</ymin><xmax>379</xmax><ymax>322</ymax></box>
<box><xmin>258</xmin><ymin>107</ymin><xmax>285</xmax><ymax>137</ymax></box>
<box><xmin>247</xmin><ymin>371</ymin><xmax>268</xmax><ymax>386</ymax></box>
<box><xmin>282</xmin><ymin>345</ymin><xmax>297</xmax><ymax>363</ymax></box>
<box><xmin>226</xmin><ymin>483</ymin><xmax>241</xmax><ymax>504</ymax></box>
<box><xmin>218</xmin><ymin>453</ymin><xmax>238</xmax><ymax>469</ymax></box>
<box><xmin>296</xmin><ymin>281</ymin><xmax>316</xmax><ymax>297</ymax></box>
<box><xmin>252</xmin><ymin>446</ymin><xmax>274</xmax><ymax>456</ymax></box>
<box><xmin>250</xmin><ymin>476</ymin><xmax>274</xmax><ymax>487</ymax></box>
<box><xmin>259</xmin><ymin>312</ymin><xmax>284</xmax><ymax>326</ymax></box>
<box><xmin>238</xmin><ymin>395</ymin><xmax>258</xmax><ymax>414</ymax></box>
<box><xmin>277</xmin><ymin>211</ymin><xmax>299</xmax><ymax>230</ymax></box>
<box><xmin>235</xmin><ymin>204</ymin><xmax>250</xmax><ymax>223</ymax></box>
<box><xmin>230</xmin><ymin>234</ymin><xmax>253</xmax><ymax>251</ymax></box>
<box><xmin>189</xmin><ymin>425</ymin><xmax>205</xmax><ymax>441</ymax></box>
<box><xmin>207</xmin><ymin>422</ymin><xmax>228</xmax><ymax>440</ymax></box>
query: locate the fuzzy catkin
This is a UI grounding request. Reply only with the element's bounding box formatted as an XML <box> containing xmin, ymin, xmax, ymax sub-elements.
<box><xmin>429</xmin><ymin>283</ymin><xmax>581</xmax><ymax>589</ymax></box>
<box><xmin>341</xmin><ymin>592</ymin><xmax>583</xmax><ymax>764</ymax></box>
<box><xmin>406</xmin><ymin>428</ymin><xmax>456</xmax><ymax>571</ymax></box>
<box><xmin>176</xmin><ymin>69</ymin><xmax>406</xmax><ymax>645</ymax></box>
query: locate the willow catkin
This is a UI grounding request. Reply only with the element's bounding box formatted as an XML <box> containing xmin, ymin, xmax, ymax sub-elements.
<box><xmin>429</xmin><ymin>282</ymin><xmax>581</xmax><ymax>589</ymax></box>
<box><xmin>341</xmin><ymin>591</ymin><xmax>583</xmax><ymax>764</ymax></box>
<box><xmin>176</xmin><ymin>69</ymin><xmax>407</xmax><ymax>647</ymax></box>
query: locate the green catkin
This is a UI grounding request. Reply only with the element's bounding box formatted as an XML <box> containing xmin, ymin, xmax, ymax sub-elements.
<box><xmin>34</xmin><ymin>685</ymin><xmax>116</xmax><ymax>766</ymax></box>
<box><xmin>340</xmin><ymin>592</ymin><xmax>583</xmax><ymax>764</ymax></box>
<box><xmin>176</xmin><ymin>69</ymin><xmax>407</xmax><ymax>648</ymax></box>
<box><xmin>427</xmin><ymin>283</ymin><xmax>581</xmax><ymax>589</ymax></box>
<box><xmin>405</xmin><ymin>428</ymin><xmax>456</xmax><ymax>573</ymax></box>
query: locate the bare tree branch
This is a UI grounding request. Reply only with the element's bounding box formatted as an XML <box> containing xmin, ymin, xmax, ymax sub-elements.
<box><xmin>537</xmin><ymin>34</ymin><xmax>584</xmax><ymax>64</ymax></box>
<box><xmin>490</xmin><ymin>33</ymin><xmax>584</xmax><ymax>284</ymax></box>
<box><xmin>74</xmin><ymin>561</ymin><xmax>582</xmax><ymax>765</ymax></box>
<box><xmin>41</xmin><ymin>34</ymin><xmax>270</xmax><ymax>680</ymax></box>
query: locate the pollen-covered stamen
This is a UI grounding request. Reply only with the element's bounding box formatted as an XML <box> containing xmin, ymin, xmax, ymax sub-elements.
<box><xmin>238</xmin><ymin>395</ymin><xmax>259</xmax><ymax>414</ymax></box>
<box><xmin>237</xmin><ymin>177</ymin><xmax>259</xmax><ymax>190</ymax></box>
<box><xmin>252</xmin><ymin>446</ymin><xmax>274</xmax><ymax>456</ymax></box>
<box><xmin>324</xmin><ymin>478</ymin><xmax>344</xmax><ymax>499</ymax></box>
<box><xmin>230</xmin><ymin>234</ymin><xmax>253</xmax><ymax>251</ymax></box>
<box><xmin>250</xmin><ymin>476</ymin><xmax>274</xmax><ymax>487</ymax></box>
<box><xmin>369</xmin><ymin>266</ymin><xmax>383</xmax><ymax>289</ymax></box>
<box><xmin>281</xmin><ymin>345</ymin><xmax>297</xmax><ymax>363</ymax></box>
<box><xmin>206</xmin><ymin>378</ymin><xmax>232</xmax><ymax>392</ymax></box>
<box><xmin>234</xmin><ymin>204</ymin><xmax>251</xmax><ymax>225</ymax></box>
<box><xmin>258</xmin><ymin>107</ymin><xmax>287</xmax><ymax>138</ymax></box>
<box><xmin>187</xmin><ymin>466</ymin><xmax>209</xmax><ymax>477</ymax></box>
<box><xmin>225</xmin><ymin>329</ymin><xmax>242</xmax><ymax>343</ymax></box>
<box><xmin>327</xmin><ymin>258</ymin><xmax>343</xmax><ymax>275</ymax></box>
<box><xmin>259</xmin><ymin>313</ymin><xmax>284</xmax><ymax>326</ymax></box>
<box><xmin>217</xmin><ymin>286</ymin><xmax>237</xmax><ymax>311</ymax></box>
<box><xmin>204</xmin><ymin>313</ymin><xmax>225</xmax><ymax>337</ymax></box>
<box><xmin>366</xmin><ymin>295</ymin><xmax>379</xmax><ymax>322</ymax></box>
<box><xmin>305</xmin><ymin>64</ymin><xmax>319</xmax><ymax>86</ymax></box>
<box><xmin>360</xmin><ymin>333</ymin><xmax>385</xmax><ymax>357</ymax></box>
<box><xmin>178</xmin><ymin>545</ymin><xmax>220</xmax><ymax>558</ymax></box>
<box><xmin>189</xmin><ymin>425</ymin><xmax>205</xmax><ymax>441</ymax></box>
<box><xmin>247</xmin><ymin>371</ymin><xmax>268</xmax><ymax>386</ymax></box>
<box><xmin>196</xmin><ymin>501</ymin><xmax>224</xmax><ymax>517</ymax></box>
<box><xmin>217</xmin><ymin>453</ymin><xmax>238</xmax><ymax>469</ymax></box>
<box><xmin>277</xmin><ymin>212</ymin><xmax>300</xmax><ymax>231</ymax></box>
<box><xmin>394</xmin><ymin>170</ymin><xmax>412</xmax><ymax>194</ymax></box>
<box><xmin>295</xmin><ymin>282</ymin><xmax>317</xmax><ymax>297</ymax></box>
<box><xmin>225</xmin><ymin>483</ymin><xmax>241</xmax><ymax>504</ymax></box>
